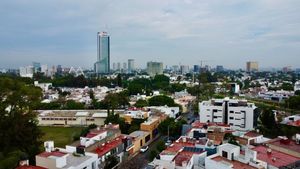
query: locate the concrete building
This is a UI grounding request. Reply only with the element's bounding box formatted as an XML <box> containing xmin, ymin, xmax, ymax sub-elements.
<box><xmin>36</xmin><ymin>141</ymin><xmax>98</xmax><ymax>169</ymax></box>
<box><xmin>205</xmin><ymin>143</ymin><xmax>267</xmax><ymax>169</ymax></box>
<box><xmin>216</xmin><ymin>65</ymin><xmax>224</xmax><ymax>72</ymax></box>
<box><xmin>37</xmin><ymin>110</ymin><xmax>115</xmax><ymax>126</ymax></box>
<box><xmin>193</xmin><ymin>65</ymin><xmax>200</xmax><ymax>73</ymax></box>
<box><xmin>19</xmin><ymin>66</ymin><xmax>34</xmax><ymax>78</ymax></box>
<box><xmin>180</xmin><ymin>65</ymin><xmax>189</xmax><ymax>74</ymax></box>
<box><xmin>32</xmin><ymin>62</ymin><xmax>41</xmax><ymax>73</ymax></box>
<box><xmin>199</xmin><ymin>98</ymin><xmax>258</xmax><ymax>131</ymax></box>
<box><xmin>128</xmin><ymin>59</ymin><xmax>135</xmax><ymax>73</ymax></box>
<box><xmin>246</xmin><ymin>61</ymin><xmax>258</xmax><ymax>72</ymax></box>
<box><xmin>147</xmin><ymin>61</ymin><xmax>163</xmax><ymax>77</ymax></box>
<box><xmin>295</xmin><ymin>81</ymin><xmax>300</xmax><ymax>91</ymax></box>
<box><xmin>129</xmin><ymin>130</ymin><xmax>151</xmax><ymax>153</ymax></box>
<box><xmin>94</xmin><ymin>32</ymin><xmax>110</xmax><ymax>74</ymax></box>
<box><xmin>150</xmin><ymin>136</ymin><xmax>210</xmax><ymax>169</ymax></box>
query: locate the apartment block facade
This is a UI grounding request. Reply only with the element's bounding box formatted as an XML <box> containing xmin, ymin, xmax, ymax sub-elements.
<box><xmin>199</xmin><ymin>98</ymin><xmax>258</xmax><ymax>131</ymax></box>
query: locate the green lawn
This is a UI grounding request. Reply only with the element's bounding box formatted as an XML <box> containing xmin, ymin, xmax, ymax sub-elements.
<box><xmin>39</xmin><ymin>126</ymin><xmax>84</xmax><ymax>148</ymax></box>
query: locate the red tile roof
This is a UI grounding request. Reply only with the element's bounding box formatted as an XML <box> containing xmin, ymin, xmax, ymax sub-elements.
<box><xmin>252</xmin><ymin>146</ymin><xmax>300</xmax><ymax>167</ymax></box>
<box><xmin>173</xmin><ymin>151</ymin><xmax>196</xmax><ymax>167</ymax></box>
<box><xmin>244</xmin><ymin>131</ymin><xmax>262</xmax><ymax>138</ymax></box>
<box><xmin>85</xmin><ymin>129</ymin><xmax>106</xmax><ymax>138</ymax></box>
<box><xmin>212</xmin><ymin>156</ymin><xmax>256</xmax><ymax>169</ymax></box>
<box><xmin>287</xmin><ymin>119</ymin><xmax>300</xmax><ymax>127</ymax></box>
<box><xmin>37</xmin><ymin>151</ymin><xmax>67</xmax><ymax>158</ymax></box>
<box><xmin>268</xmin><ymin>138</ymin><xmax>300</xmax><ymax>154</ymax></box>
<box><xmin>94</xmin><ymin>135</ymin><xmax>124</xmax><ymax>157</ymax></box>
<box><xmin>161</xmin><ymin>137</ymin><xmax>205</xmax><ymax>155</ymax></box>
<box><xmin>16</xmin><ymin>166</ymin><xmax>46</xmax><ymax>169</ymax></box>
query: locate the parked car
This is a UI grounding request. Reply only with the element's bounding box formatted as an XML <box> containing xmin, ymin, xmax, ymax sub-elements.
<box><xmin>140</xmin><ymin>146</ymin><xmax>149</xmax><ymax>153</ymax></box>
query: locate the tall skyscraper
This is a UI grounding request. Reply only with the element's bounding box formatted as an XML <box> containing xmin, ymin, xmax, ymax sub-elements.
<box><xmin>180</xmin><ymin>65</ymin><xmax>189</xmax><ymax>74</ymax></box>
<box><xmin>246</xmin><ymin>61</ymin><xmax>258</xmax><ymax>72</ymax></box>
<box><xmin>117</xmin><ymin>62</ymin><xmax>121</xmax><ymax>71</ymax></box>
<box><xmin>216</xmin><ymin>65</ymin><xmax>224</xmax><ymax>72</ymax></box>
<box><xmin>128</xmin><ymin>59</ymin><xmax>135</xmax><ymax>73</ymax></box>
<box><xmin>123</xmin><ymin>62</ymin><xmax>127</xmax><ymax>71</ymax></box>
<box><xmin>147</xmin><ymin>61</ymin><xmax>163</xmax><ymax>77</ymax></box>
<box><xmin>32</xmin><ymin>62</ymin><xmax>41</xmax><ymax>73</ymax></box>
<box><xmin>193</xmin><ymin>65</ymin><xmax>200</xmax><ymax>73</ymax></box>
<box><xmin>94</xmin><ymin>32</ymin><xmax>110</xmax><ymax>74</ymax></box>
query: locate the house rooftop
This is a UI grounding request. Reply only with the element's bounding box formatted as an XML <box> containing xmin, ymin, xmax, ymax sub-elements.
<box><xmin>267</xmin><ymin>137</ymin><xmax>300</xmax><ymax>154</ymax></box>
<box><xmin>173</xmin><ymin>151</ymin><xmax>202</xmax><ymax>167</ymax></box>
<box><xmin>252</xmin><ymin>146</ymin><xmax>300</xmax><ymax>167</ymax></box>
<box><xmin>243</xmin><ymin>131</ymin><xmax>262</xmax><ymax>138</ymax></box>
<box><xmin>129</xmin><ymin>130</ymin><xmax>149</xmax><ymax>139</ymax></box>
<box><xmin>16</xmin><ymin>166</ymin><xmax>46</xmax><ymax>169</ymax></box>
<box><xmin>85</xmin><ymin>129</ymin><xmax>107</xmax><ymax>138</ymax></box>
<box><xmin>37</xmin><ymin>151</ymin><xmax>67</xmax><ymax>158</ymax></box>
<box><xmin>192</xmin><ymin>121</ymin><xmax>230</xmax><ymax>128</ymax></box>
<box><xmin>94</xmin><ymin>135</ymin><xmax>125</xmax><ymax>157</ymax></box>
<box><xmin>212</xmin><ymin>156</ymin><xmax>256</xmax><ymax>169</ymax></box>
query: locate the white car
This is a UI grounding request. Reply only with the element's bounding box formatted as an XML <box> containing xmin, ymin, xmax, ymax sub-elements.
<box><xmin>140</xmin><ymin>146</ymin><xmax>149</xmax><ymax>153</ymax></box>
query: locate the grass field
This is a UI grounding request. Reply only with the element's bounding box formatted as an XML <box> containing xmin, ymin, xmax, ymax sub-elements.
<box><xmin>39</xmin><ymin>126</ymin><xmax>84</xmax><ymax>148</ymax></box>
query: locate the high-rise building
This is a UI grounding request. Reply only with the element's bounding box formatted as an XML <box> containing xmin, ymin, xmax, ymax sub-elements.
<box><xmin>193</xmin><ymin>65</ymin><xmax>200</xmax><ymax>73</ymax></box>
<box><xmin>94</xmin><ymin>32</ymin><xmax>110</xmax><ymax>74</ymax></box>
<box><xmin>117</xmin><ymin>62</ymin><xmax>121</xmax><ymax>71</ymax></box>
<box><xmin>147</xmin><ymin>62</ymin><xmax>163</xmax><ymax>77</ymax></box>
<box><xmin>180</xmin><ymin>65</ymin><xmax>189</xmax><ymax>74</ymax></box>
<box><xmin>112</xmin><ymin>63</ymin><xmax>116</xmax><ymax>71</ymax></box>
<box><xmin>216</xmin><ymin>65</ymin><xmax>224</xmax><ymax>72</ymax></box>
<box><xmin>246</xmin><ymin>61</ymin><xmax>258</xmax><ymax>72</ymax></box>
<box><xmin>32</xmin><ymin>62</ymin><xmax>41</xmax><ymax>73</ymax></box>
<box><xmin>123</xmin><ymin>62</ymin><xmax>127</xmax><ymax>70</ymax></box>
<box><xmin>19</xmin><ymin>66</ymin><xmax>34</xmax><ymax>78</ymax></box>
<box><xmin>128</xmin><ymin>59</ymin><xmax>135</xmax><ymax>73</ymax></box>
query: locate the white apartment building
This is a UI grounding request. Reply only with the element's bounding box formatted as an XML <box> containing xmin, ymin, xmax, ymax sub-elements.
<box><xmin>199</xmin><ymin>98</ymin><xmax>258</xmax><ymax>131</ymax></box>
<box><xmin>295</xmin><ymin>81</ymin><xmax>300</xmax><ymax>91</ymax></box>
<box><xmin>205</xmin><ymin>143</ymin><xmax>267</xmax><ymax>169</ymax></box>
<box><xmin>36</xmin><ymin>141</ymin><xmax>98</xmax><ymax>169</ymax></box>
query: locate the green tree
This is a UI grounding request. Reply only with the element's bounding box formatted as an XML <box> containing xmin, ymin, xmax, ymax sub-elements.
<box><xmin>134</xmin><ymin>99</ymin><xmax>148</xmax><ymax>108</ymax></box>
<box><xmin>0</xmin><ymin>77</ymin><xmax>43</xmax><ymax>167</ymax></box>
<box><xmin>156</xmin><ymin>140</ymin><xmax>166</xmax><ymax>152</ymax></box>
<box><xmin>149</xmin><ymin>150</ymin><xmax>158</xmax><ymax>161</ymax></box>
<box><xmin>158</xmin><ymin>118</ymin><xmax>187</xmax><ymax>139</ymax></box>
<box><xmin>152</xmin><ymin>75</ymin><xmax>170</xmax><ymax>90</ymax></box>
<box><xmin>148</xmin><ymin>95</ymin><xmax>176</xmax><ymax>107</ymax></box>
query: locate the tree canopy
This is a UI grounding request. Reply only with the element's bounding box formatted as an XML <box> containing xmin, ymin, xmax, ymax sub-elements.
<box><xmin>0</xmin><ymin>77</ymin><xmax>43</xmax><ymax>168</ymax></box>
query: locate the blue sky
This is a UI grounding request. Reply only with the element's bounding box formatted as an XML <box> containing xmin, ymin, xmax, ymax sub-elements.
<box><xmin>0</xmin><ymin>0</ymin><xmax>300</xmax><ymax>69</ymax></box>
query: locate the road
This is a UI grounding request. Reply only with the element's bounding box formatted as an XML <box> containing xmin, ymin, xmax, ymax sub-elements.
<box><xmin>131</xmin><ymin>135</ymin><xmax>166</xmax><ymax>169</ymax></box>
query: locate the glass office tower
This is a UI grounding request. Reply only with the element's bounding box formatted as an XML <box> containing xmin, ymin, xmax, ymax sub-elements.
<box><xmin>94</xmin><ymin>32</ymin><xmax>110</xmax><ymax>74</ymax></box>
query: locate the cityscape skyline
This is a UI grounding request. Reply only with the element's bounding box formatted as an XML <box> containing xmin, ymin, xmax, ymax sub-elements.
<box><xmin>1</xmin><ymin>1</ymin><xmax>300</xmax><ymax>69</ymax></box>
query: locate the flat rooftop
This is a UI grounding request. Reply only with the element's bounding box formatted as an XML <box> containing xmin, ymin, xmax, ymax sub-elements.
<box><xmin>212</xmin><ymin>156</ymin><xmax>256</xmax><ymax>169</ymax></box>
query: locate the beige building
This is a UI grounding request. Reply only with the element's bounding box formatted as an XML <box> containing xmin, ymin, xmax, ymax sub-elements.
<box><xmin>246</xmin><ymin>61</ymin><xmax>258</xmax><ymax>72</ymax></box>
<box><xmin>147</xmin><ymin>61</ymin><xmax>163</xmax><ymax>77</ymax></box>
<box><xmin>37</xmin><ymin>110</ymin><xmax>124</xmax><ymax>126</ymax></box>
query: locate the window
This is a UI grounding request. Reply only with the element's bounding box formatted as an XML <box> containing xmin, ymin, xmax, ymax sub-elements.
<box><xmin>229</xmin><ymin>117</ymin><xmax>234</xmax><ymax>120</ymax></box>
<box><xmin>230</xmin><ymin>111</ymin><xmax>234</xmax><ymax>113</ymax></box>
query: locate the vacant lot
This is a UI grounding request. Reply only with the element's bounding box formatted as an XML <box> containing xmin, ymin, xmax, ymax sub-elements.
<box><xmin>39</xmin><ymin>126</ymin><xmax>84</xmax><ymax>148</ymax></box>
